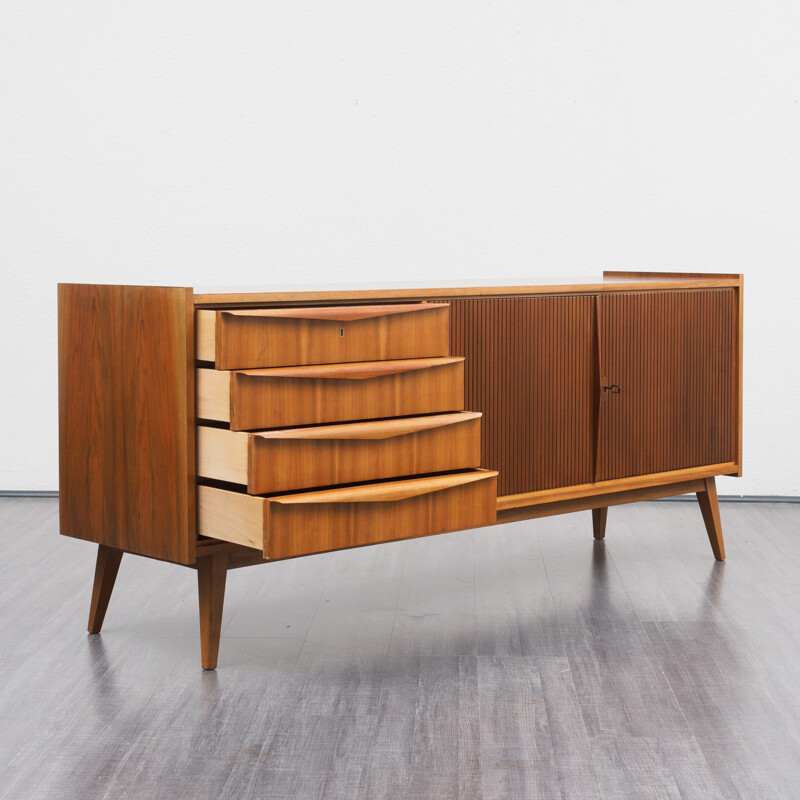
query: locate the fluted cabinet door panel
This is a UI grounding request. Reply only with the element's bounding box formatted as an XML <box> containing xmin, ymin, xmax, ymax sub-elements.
<box><xmin>596</xmin><ymin>289</ymin><xmax>737</xmax><ymax>481</ymax></box>
<box><xmin>447</xmin><ymin>297</ymin><xmax>596</xmax><ymax>496</ymax></box>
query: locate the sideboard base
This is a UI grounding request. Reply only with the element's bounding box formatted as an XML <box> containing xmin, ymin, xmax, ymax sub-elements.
<box><xmin>85</xmin><ymin>477</ymin><xmax>725</xmax><ymax>669</ymax></box>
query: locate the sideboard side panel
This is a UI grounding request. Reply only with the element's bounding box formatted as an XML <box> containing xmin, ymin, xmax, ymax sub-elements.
<box><xmin>448</xmin><ymin>296</ymin><xmax>596</xmax><ymax>496</ymax></box>
<box><xmin>58</xmin><ymin>284</ymin><xmax>196</xmax><ymax>565</ymax></box>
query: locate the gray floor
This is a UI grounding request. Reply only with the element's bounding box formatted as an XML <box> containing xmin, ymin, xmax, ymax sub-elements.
<box><xmin>1</xmin><ymin>498</ymin><xmax>799</xmax><ymax>799</ymax></box>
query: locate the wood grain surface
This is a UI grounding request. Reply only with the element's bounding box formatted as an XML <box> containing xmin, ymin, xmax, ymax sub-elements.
<box><xmin>197</xmin><ymin>470</ymin><xmax>498</xmax><ymax>558</ymax></box>
<box><xmin>193</xmin><ymin>275</ymin><xmax>742</xmax><ymax>307</ymax></box>
<box><xmin>592</xmin><ymin>507</ymin><xmax>608</xmax><ymax>540</ymax></box>
<box><xmin>197</xmin><ymin>358</ymin><xmax>465</xmax><ymax>430</ymax></box>
<box><xmin>197</xmin><ymin>552</ymin><xmax>228</xmax><ymax>670</ymax></box>
<box><xmin>265</xmin><ymin>470</ymin><xmax>498</xmax><ymax>559</ymax></box>
<box><xmin>697</xmin><ymin>476</ymin><xmax>726</xmax><ymax>561</ymax></box>
<box><xmin>196</xmin><ymin>303</ymin><xmax>450</xmax><ymax>369</ymax></box>
<box><xmin>496</xmin><ymin>479</ymin><xmax>707</xmax><ymax>525</ymax></box>
<box><xmin>603</xmin><ymin>270</ymin><xmax>742</xmax><ymax>280</ymax></box>
<box><xmin>86</xmin><ymin>544</ymin><xmax>123</xmax><ymax>633</ymax></box>
<box><xmin>197</xmin><ymin>412</ymin><xmax>483</xmax><ymax>494</ymax></box>
<box><xmin>497</xmin><ymin>461</ymin><xmax>738</xmax><ymax>511</ymax></box>
<box><xmin>58</xmin><ymin>283</ymin><xmax>196</xmax><ymax>564</ymax></box>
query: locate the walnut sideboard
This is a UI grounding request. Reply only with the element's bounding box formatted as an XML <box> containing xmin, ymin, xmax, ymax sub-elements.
<box><xmin>58</xmin><ymin>271</ymin><xmax>743</xmax><ymax>669</ymax></box>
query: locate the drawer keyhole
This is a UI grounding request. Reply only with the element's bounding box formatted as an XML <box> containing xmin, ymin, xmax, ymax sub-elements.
<box><xmin>339</xmin><ymin>328</ymin><xmax>344</xmax><ymax>337</ymax></box>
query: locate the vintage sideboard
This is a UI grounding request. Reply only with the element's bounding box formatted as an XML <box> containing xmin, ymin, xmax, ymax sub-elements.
<box><xmin>58</xmin><ymin>271</ymin><xmax>743</xmax><ymax>668</ymax></box>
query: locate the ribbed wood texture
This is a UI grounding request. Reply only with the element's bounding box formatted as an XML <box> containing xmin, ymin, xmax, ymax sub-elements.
<box><xmin>596</xmin><ymin>289</ymin><xmax>737</xmax><ymax>481</ymax></box>
<box><xmin>447</xmin><ymin>297</ymin><xmax>596</xmax><ymax>496</ymax></box>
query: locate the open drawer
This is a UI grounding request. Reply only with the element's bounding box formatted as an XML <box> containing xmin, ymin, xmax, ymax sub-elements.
<box><xmin>197</xmin><ymin>411</ymin><xmax>482</xmax><ymax>494</ymax></box>
<box><xmin>198</xmin><ymin>470</ymin><xmax>498</xmax><ymax>559</ymax></box>
<box><xmin>196</xmin><ymin>357</ymin><xmax>464</xmax><ymax>430</ymax></box>
<box><xmin>196</xmin><ymin>303</ymin><xmax>450</xmax><ymax>369</ymax></box>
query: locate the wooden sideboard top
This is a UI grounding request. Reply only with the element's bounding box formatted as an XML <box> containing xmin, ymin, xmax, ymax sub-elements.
<box><xmin>193</xmin><ymin>271</ymin><xmax>743</xmax><ymax>307</ymax></box>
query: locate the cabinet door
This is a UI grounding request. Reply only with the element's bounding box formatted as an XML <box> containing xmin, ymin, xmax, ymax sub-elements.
<box><xmin>448</xmin><ymin>296</ymin><xmax>596</xmax><ymax>496</ymax></box>
<box><xmin>596</xmin><ymin>289</ymin><xmax>738</xmax><ymax>481</ymax></box>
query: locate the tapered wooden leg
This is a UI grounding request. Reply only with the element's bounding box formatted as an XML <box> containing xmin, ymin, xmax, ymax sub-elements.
<box><xmin>88</xmin><ymin>545</ymin><xmax>123</xmax><ymax>634</ymax></box>
<box><xmin>197</xmin><ymin>553</ymin><xmax>228</xmax><ymax>670</ymax></box>
<box><xmin>696</xmin><ymin>476</ymin><xmax>725</xmax><ymax>561</ymax></box>
<box><xmin>592</xmin><ymin>507</ymin><xmax>608</xmax><ymax>540</ymax></box>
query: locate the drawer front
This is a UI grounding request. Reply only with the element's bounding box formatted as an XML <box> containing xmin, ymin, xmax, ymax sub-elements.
<box><xmin>197</xmin><ymin>357</ymin><xmax>465</xmax><ymax>430</ymax></box>
<box><xmin>197</xmin><ymin>412</ymin><xmax>482</xmax><ymax>494</ymax></box>
<box><xmin>197</xmin><ymin>470</ymin><xmax>498</xmax><ymax>559</ymax></box>
<box><xmin>196</xmin><ymin>304</ymin><xmax>450</xmax><ymax>369</ymax></box>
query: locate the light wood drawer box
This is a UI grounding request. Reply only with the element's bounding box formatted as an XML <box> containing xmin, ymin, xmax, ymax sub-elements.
<box><xmin>197</xmin><ymin>357</ymin><xmax>465</xmax><ymax>431</ymax></box>
<box><xmin>198</xmin><ymin>470</ymin><xmax>498</xmax><ymax>559</ymax></box>
<box><xmin>197</xmin><ymin>411</ymin><xmax>482</xmax><ymax>494</ymax></box>
<box><xmin>196</xmin><ymin>304</ymin><xmax>450</xmax><ymax>369</ymax></box>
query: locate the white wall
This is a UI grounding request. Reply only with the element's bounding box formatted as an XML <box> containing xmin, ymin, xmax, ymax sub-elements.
<box><xmin>1</xmin><ymin>2</ymin><xmax>798</xmax><ymax>495</ymax></box>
